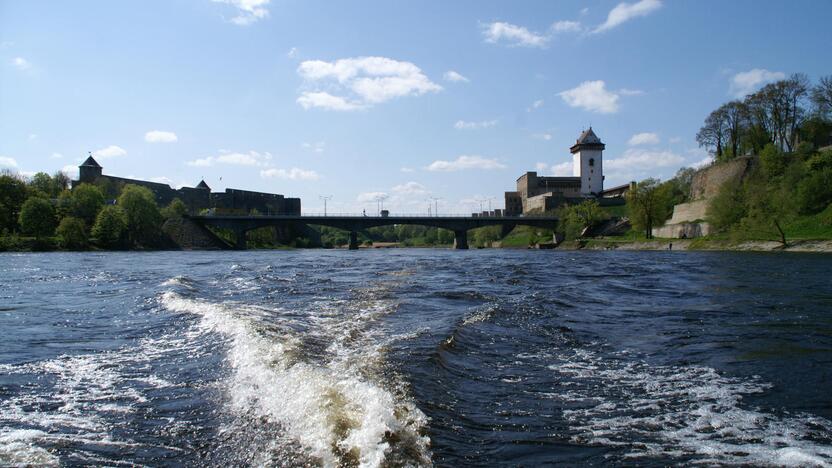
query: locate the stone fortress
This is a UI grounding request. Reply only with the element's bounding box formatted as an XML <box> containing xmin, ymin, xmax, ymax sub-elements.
<box><xmin>504</xmin><ymin>128</ymin><xmax>629</xmax><ymax>216</ymax></box>
<box><xmin>75</xmin><ymin>155</ymin><xmax>301</xmax><ymax>215</ymax></box>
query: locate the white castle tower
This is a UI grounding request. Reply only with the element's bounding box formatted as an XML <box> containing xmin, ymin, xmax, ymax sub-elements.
<box><xmin>570</xmin><ymin>127</ymin><xmax>605</xmax><ymax>196</ymax></box>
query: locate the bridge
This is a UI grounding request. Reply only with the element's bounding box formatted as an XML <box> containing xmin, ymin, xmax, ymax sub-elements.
<box><xmin>189</xmin><ymin>214</ymin><xmax>559</xmax><ymax>250</ymax></box>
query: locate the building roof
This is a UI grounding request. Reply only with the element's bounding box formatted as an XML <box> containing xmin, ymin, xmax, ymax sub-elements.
<box><xmin>80</xmin><ymin>155</ymin><xmax>101</xmax><ymax>168</ymax></box>
<box><xmin>570</xmin><ymin>127</ymin><xmax>605</xmax><ymax>153</ymax></box>
<box><xmin>196</xmin><ymin>180</ymin><xmax>211</xmax><ymax>190</ymax></box>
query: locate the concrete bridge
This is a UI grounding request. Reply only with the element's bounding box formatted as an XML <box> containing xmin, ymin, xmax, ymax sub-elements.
<box><xmin>189</xmin><ymin>214</ymin><xmax>559</xmax><ymax>250</ymax></box>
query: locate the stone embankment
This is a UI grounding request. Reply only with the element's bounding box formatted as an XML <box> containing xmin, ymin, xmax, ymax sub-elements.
<box><xmin>162</xmin><ymin>217</ymin><xmax>231</xmax><ymax>250</ymax></box>
<box><xmin>558</xmin><ymin>238</ymin><xmax>832</xmax><ymax>253</ymax></box>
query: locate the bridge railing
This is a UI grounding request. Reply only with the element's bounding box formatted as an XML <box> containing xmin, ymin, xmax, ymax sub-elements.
<box><xmin>194</xmin><ymin>211</ymin><xmax>557</xmax><ymax>219</ymax></box>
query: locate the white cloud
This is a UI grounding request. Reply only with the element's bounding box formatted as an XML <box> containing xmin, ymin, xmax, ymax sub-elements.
<box><xmin>93</xmin><ymin>145</ymin><xmax>127</xmax><ymax>159</ymax></box>
<box><xmin>535</xmin><ymin>162</ymin><xmax>549</xmax><ymax>172</ymax></box>
<box><xmin>559</xmin><ymin>80</ymin><xmax>620</xmax><ymax>114</ymax></box>
<box><xmin>61</xmin><ymin>165</ymin><xmax>79</xmax><ymax>178</ymax></box>
<box><xmin>580</xmin><ymin>7</ymin><xmax>590</xmax><ymax>15</ymax></box>
<box><xmin>50</xmin><ymin>152</ymin><xmax>63</xmax><ymax>159</ymax></box>
<box><xmin>454</xmin><ymin>119</ymin><xmax>497</xmax><ymax>130</ymax></box>
<box><xmin>692</xmin><ymin>155</ymin><xmax>714</xmax><ymax>169</ymax></box>
<box><xmin>628</xmin><ymin>132</ymin><xmax>660</xmax><ymax>146</ymax></box>
<box><xmin>287</xmin><ymin>47</ymin><xmax>299</xmax><ymax>59</ymax></box>
<box><xmin>260</xmin><ymin>167</ymin><xmax>320</xmax><ymax>180</ymax></box>
<box><xmin>11</xmin><ymin>57</ymin><xmax>30</xmax><ymax>71</ymax></box>
<box><xmin>669</xmin><ymin>137</ymin><xmax>682</xmax><ymax>144</ymax></box>
<box><xmin>400</xmin><ymin>167</ymin><xmax>414</xmax><ymax>173</ymax></box>
<box><xmin>392</xmin><ymin>181</ymin><xmax>429</xmax><ymax>195</ymax></box>
<box><xmin>594</xmin><ymin>0</ymin><xmax>662</xmax><ymax>33</ymax></box>
<box><xmin>28</xmin><ymin>134</ymin><xmax>37</xmax><ymax>141</ymax></box>
<box><xmin>729</xmin><ymin>68</ymin><xmax>786</xmax><ymax>98</ymax></box>
<box><xmin>297</xmin><ymin>56</ymin><xmax>441</xmax><ymax>110</ymax></box>
<box><xmin>149</xmin><ymin>176</ymin><xmax>174</xmax><ymax>186</ymax></box>
<box><xmin>482</xmin><ymin>21</ymin><xmax>549</xmax><ymax>48</ymax></box>
<box><xmin>426</xmin><ymin>155</ymin><xmax>506</xmax><ymax>172</ymax></box>
<box><xmin>357</xmin><ymin>191</ymin><xmax>388</xmax><ymax>203</ymax></box>
<box><xmin>619</xmin><ymin>88</ymin><xmax>645</xmax><ymax>96</ymax></box>
<box><xmin>551</xmin><ymin>162</ymin><xmax>573</xmax><ymax>176</ymax></box>
<box><xmin>532</xmin><ymin>133</ymin><xmax>552</xmax><ymax>141</ymax></box>
<box><xmin>187</xmin><ymin>150</ymin><xmax>272</xmax><ymax>167</ymax></box>
<box><xmin>0</xmin><ymin>156</ymin><xmax>18</xmax><ymax>168</ymax></box>
<box><xmin>532</xmin><ymin>99</ymin><xmax>544</xmax><ymax>108</ymax></box>
<box><xmin>605</xmin><ymin>148</ymin><xmax>684</xmax><ymax>171</ymax></box>
<box><xmin>302</xmin><ymin>141</ymin><xmax>326</xmax><ymax>153</ymax></box>
<box><xmin>552</xmin><ymin>20</ymin><xmax>582</xmax><ymax>33</ymax></box>
<box><xmin>443</xmin><ymin>70</ymin><xmax>469</xmax><ymax>83</ymax></box>
<box><xmin>144</xmin><ymin>130</ymin><xmax>178</xmax><ymax>143</ymax></box>
<box><xmin>297</xmin><ymin>91</ymin><xmax>365</xmax><ymax>111</ymax></box>
<box><xmin>212</xmin><ymin>0</ymin><xmax>270</xmax><ymax>25</ymax></box>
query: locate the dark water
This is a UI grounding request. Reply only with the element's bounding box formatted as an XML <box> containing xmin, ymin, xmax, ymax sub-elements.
<box><xmin>1</xmin><ymin>250</ymin><xmax>832</xmax><ymax>467</ymax></box>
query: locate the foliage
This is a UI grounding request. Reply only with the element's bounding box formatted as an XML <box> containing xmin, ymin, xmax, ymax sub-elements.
<box><xmin>92</xmin><ymin>205</ymin><xmax>127</xmax><ymax>248</ymax></box>
<box><xmin>471</xmin><ymin>225</ymin><xmax>502</xmax><ymax>247</ymax></box>
<box><xmin>117</xmin><ymin>184</ymin><xmax>162</xmax><ymax>246</ymax></box>
<box><xmin>70</xmin><ymin>183</ymin><xmax>105</xmax><ymax>226</ymax></box>
<box><xmin>796</xmin><ymin>167</ymin><xmax>832</xmax><ymax>214</ymax></box>
<box><xmin>759</xmin><ymin>143</ymin><xmax>788</xmax><ymax>178</ymax></box>
<box><xmin>18</xmin><ymin>197</ymin><xmax>56</xmax><ymax>238</ymax></box>
<box><xmin>559</xmin><ymin>200</ymin><xmax>608</xmax><ymax>239</ymax></box>
<box><xmin>56</xmin><ymin>216</ymin><xmax>87</xmax><ymax>249</ymax></box>
<box><xmin>626</xmin><ymin>178</ymin><xmax>670</xmax><ymax>239</ymax></box>
<box><xmin>0</xmin><ymin>172</ymin><xmax>28</xmax><ymax>232</ymax></box>
<box><xmin>161</xmin><ymin>198</ymin><xmax>188</xmax><ymax>220</ymax></box>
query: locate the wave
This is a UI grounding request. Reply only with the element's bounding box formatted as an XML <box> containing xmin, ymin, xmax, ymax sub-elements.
<box><xmin>159</xmin><ymin>290</ymin><xmax>431</xmax><ymax>467</ymax></box>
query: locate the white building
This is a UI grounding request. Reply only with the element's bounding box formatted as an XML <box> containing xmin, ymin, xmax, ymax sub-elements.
<box><xmin>571</xmin><ymin>127</ymin><xmax>605</xmax><ymax>196</ymax></box>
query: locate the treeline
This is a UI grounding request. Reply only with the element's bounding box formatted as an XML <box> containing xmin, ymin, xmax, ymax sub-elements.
<box><xmin>696</xmin><ymin>74</ymin><xmax>832</xmax><ymax>160</ymax></box>
<box><xmin>0</xmin><ymin>170</ymin><xmax>187</xmax><ymax>251</ymax></box>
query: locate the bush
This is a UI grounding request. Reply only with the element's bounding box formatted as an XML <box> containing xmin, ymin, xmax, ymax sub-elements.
<box><xmin>71</xmin><ymin>184</ymin><xmax>105</xmax><ymax>225</ymax></box>
<box><xmin>796</xmin><ymin>168</ymin><xmax>832</xmax><ymax>214</ymax></box>
<box><xmin>18</xmin><ymin>197</ymin><xmax>56</xmax><ymax>238</ymax></box>
<box><xmin>707</xmin><ymin>181</ymin><xmax>746</xmax><ymax>231</ymax></box>
<box><xmin>759</xmin><ymin>143</ymin><xmax>788</xmax><ymax>179</ymax></box>
<box><xmin>92</xmin><ymin>205</ymin><xmax>127</xmax><ymax>248</ymax></box>
<box><xmin>161</xmin><ymin>198</ymin><xmax>188</xmax><ymax>220</ymax></box>
<box><xmin>56</xmin><ymin>217</ymin><xmax>87</xmax><ymax>249</ymax></box>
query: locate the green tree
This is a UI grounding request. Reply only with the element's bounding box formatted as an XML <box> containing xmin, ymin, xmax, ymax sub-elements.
<box><xmin>92</xmin><ymin>205</ymin><xmax>127</xmax><ymax>247</ymax></box>
<box><xmin>19</xmin><ymin>197</ymin><xmax>56</xmax><ymax>239</ymax></box>
<box><xmin>796</xmin><ymin>168</ymin><xmax>832</xmax><ymax>214</ymax></box>
<box><xmin>560</xmin><ymin>200</ymin><xmax>608</xmax><ymax>239</ymax></box>
<box><xmin>0</xmin><ymin>172</ymin><xmax>28</xmax><ymax>232</ymax></box>
<box><xmin>29</xmin><ymin>172</ymin><xmax>55</xmax><ymax>197</ymax></box>
<box><xmin>117</xmin><ymin>184</ymin><xmax>162</xmax><ymax>246</ymax></box>
<box><xmin>56</xmin><ymin>216</ymin><xmax>87</xmax><ymax>249</ymax></box>
<box><xmin>71</xmin><ymin>183</ymin><xmax>105</xmax><ymax>226</ymax></box>
<box><xmin>759</xmin><ymin>143</ymin><xmax>788</xmax><ymax>179</ymax></box>
<box><xmin>626</xmin><ymin>179</ymin><xmax>669</xmax><ymax>239</ymax></box>
<box><xmin>161</xmin><ymin>198</ymin><xmax>188</xmax><ymax>220</ymax></box>
<box><xmin>707</xmin><ymin>180</ymin><xmax>747</xmax><ymax>231</ymax></box>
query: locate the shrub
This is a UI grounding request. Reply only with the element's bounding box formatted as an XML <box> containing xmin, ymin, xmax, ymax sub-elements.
<box><xmin>161</xmin><ymin>198</ymin><xmax>188</xmax><ymax>220</ymax></box>
<box><xmin>92</xmin><ymin>205</ymin><xmax>127</xmax><ymax>248</ymax></box>
<box><xmin>117</xmin><ymin>185</ymin><xmax>162</xmax><ymax>246</ymax></box>
<box><xmin>796</xmin><ymin>167</ymin><xmax>832</xmax><ymax>214</ymax></box>
<box><xmin>56</xmin><ymin>217</ymin><xmax>87</xmax><ymax>249</ymax></box>
<box><xmin>71</xmin><ymin>184</ymin><xmax>105</xmax><ymax>226</ymax></box>
<box><xmin>18</xmin><ymin>197</ymin><xmax>56</xmax><ymax>238</ymax></box>
<box><xmin>707</xmin><ymin>181</ymin><xmax>746</xmax><ymax>231</ymax></box>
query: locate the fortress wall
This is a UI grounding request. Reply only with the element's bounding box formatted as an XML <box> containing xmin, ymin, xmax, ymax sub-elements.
<box><xmin>689</xmin><ymin>156</ymin><xmax>755</xmax><ymax>200</ymax></box>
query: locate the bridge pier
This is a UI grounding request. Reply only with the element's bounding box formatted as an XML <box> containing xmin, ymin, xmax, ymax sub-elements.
<box><xmin>453</xmin><ymin>229</ymin><xmax>469</xmax><ymax>250</ymax></box>
<box><xmin>234</xmin><ymin>228</ymin><xmax>247</xmax><ymax>250</ymax></box>
<box><xmin>348</xmin><ymin>231</ymin><xmax>359</xmax><ymax>250</ymax></box>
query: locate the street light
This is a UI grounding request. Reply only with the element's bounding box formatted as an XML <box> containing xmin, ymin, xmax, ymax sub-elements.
<box><xmin>319</xmin><ymin>195</ymin><xmax>332</xmax><ymax>216</ymax></box>
<box><xmin>375</xmin><ymin>194</ymin><xmax>388</xmax><ymax>216</ymax></box>
<box><xmin>429</xmin><ymin>197</ymin><xmax>441</xmax><ymax>217</ymax></box>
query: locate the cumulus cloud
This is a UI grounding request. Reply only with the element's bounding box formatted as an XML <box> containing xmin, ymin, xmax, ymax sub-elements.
<box><xmin>10</xmin><ymin>57</ymin><xmax>30</xmax><ymax>70</ymax></box>
<box><xmin>302</xmin><ymin>141</ymin><xmax>326</xmax><ymax>153</ymax></box>
<box><xmin>443</xmin><ymin>70</ymin><xmax>469</xmax><ymax>83</ymax></box>
<box><xmin>628</xmin><ymin>132</ymin><xmax>660</xmax><ymax>146</ymax></box>
<box><xmin>212</xmin><ymin>0</ymin><xmax>270</xmax><ymax>25</ymax></box>
<box><xmin>605</xmin><ymin>148</ymin><xmax>684</xmax><ymax>171</ymax></box>
<box><xmin>400</xmin><ymin>167</ymin><xmax>414</xmax><ymax>173</ymax></box>
<box><xmin>260</xmin><ymin>167</ymin><xmax>320</xmax><ymax>180</ymax></box>
<box><xmin>144</xmin><ymin>130</ymin><xmax>178</xmax><ymax>143</ymax></box>
<box><xmin>426</xmin><ymin>155</ymin><xmax>506</xmax><ymax>172</ymax></box>
<box><xmin>619</xmin><ymin>88</ymin><xmax>645</xmax><ymax>96</ymax></box>
<box><xmin>454</xmin><ymin>120</ymin><xmax>497</xmax><ymax>130</ymax></box>
<box><xmin>729</xmin><ymin>68</ymin><xmax>786</xmax><ymax>98</ymax></box>
<box><xmin>50</xmin><ymin>152</ymin><xmax>63</xmax><ymax>159</ymax></box>
<box><xmin>93</xmin><ymin>145</ymin><xmax>127</xmax><ymax>159</ymax></box>
<box><xmin>392</xmin><ymin>181</ymin><xmax>429</xmax><ymax>195</ymax></box>
<box><xmin>296</xmin><ymin>56</ymin><xmax>441</xmax><ymax>111</ymax></box>
<box><xmin>0</xmin><ymin>156</ymin><xmax>18</xmax><ymax>168</ymax></box>
<box><xmin>535</xmin><ymin>161</ymin><xmax>572</xmax><ymax>176</ymax></box>
<box><xmin>594</xmin><ymin>0</ymin><xmax>662</xmax><ymax>33</ymax></box>
<box><xmin>529</xmin><ymin>99</ymin><xmax>544</xmax><ymax>110</ymax></box>
<box><xmin>187</xmin><ymin>150</ymin><xmax>272</xmax><ymax>167</ymax></box>
<box><xmin>559</xmin><ymin>80</ymin><xmax>620</xmax><ymax>114</ymax></box>
<box><xmin>61</xmin><ymin>165</ymin><xmax>79</xmax><ymax>178</ymax></box>
<box><xmin>482</xmin><ymin>21</ymin><xmax>549</xmax><ymax>47</ymax></box>
<box><xmin>357</xmin><ymin>191</ymin><xmax>388</xmax><ymax>203</ymax></box>
<box><xmin>552</xmin><ymin>20</ymin><xmax>582</xmax><ymax>33</ymax></box>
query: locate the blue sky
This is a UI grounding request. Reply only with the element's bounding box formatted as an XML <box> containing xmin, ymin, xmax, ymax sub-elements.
<box><xmin>1</xmin><ymin>0</ymin><xmax>830</xmax><ymax>214</ymax></box>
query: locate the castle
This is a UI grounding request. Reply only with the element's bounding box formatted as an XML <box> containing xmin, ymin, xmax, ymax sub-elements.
<box><xmin>504</xmin><ymin>128</ymin><xmax>629</xmax><ymax>215</ymax></box>
<box><xmin>75</xmin><ymin>156</ymin><xmax>301</xmax><ymax>215</ymax></box>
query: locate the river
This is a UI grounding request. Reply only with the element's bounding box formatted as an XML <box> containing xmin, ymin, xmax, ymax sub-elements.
<box><xmin>1</xmin><ymin>250</ymin><xmax>831</xmax><ymax>466</ymax></box>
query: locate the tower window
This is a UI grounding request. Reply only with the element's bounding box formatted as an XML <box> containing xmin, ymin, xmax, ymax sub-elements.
<box><xmin>589</xmin><ymin>158</ymin><xmax>595</xmax><ymax>167</ymax></box>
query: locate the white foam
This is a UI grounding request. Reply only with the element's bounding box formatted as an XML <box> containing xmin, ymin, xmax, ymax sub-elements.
<box><xmin>546</xmin><ymin>349</ymin><xmax>832</xmax><ymax>466</ymax></box>
<box><xmin>160</xmin><ymin>290</ymin><xmax>431</xmax><ymax>467</ymax></box>
<box><xmin>0</xmin><ymin>429</ymin><xmax>60</xmax><ymax>467</ymax></box>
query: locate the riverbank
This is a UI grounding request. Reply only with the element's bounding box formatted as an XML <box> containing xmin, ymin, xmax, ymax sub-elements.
<box><xmin>555</xmin><ymin>238</ymin><xmax>832</xmax><ymax>253</ymax></box>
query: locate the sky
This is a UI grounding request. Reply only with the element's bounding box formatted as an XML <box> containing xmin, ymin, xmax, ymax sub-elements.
<box><xmin>1</xmin><ymin>0</ymin><xmax>830</xmax><ymax>214</ymax></box>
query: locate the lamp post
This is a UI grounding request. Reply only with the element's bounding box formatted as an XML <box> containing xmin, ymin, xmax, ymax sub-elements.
<box><xmin>429</xmin><ymin>197</ymin><xmax>441</xmax><ymax>217</ymax></box>
<box><xmin>319</xmin><ymin>195</ymin><xmax>332</xmax><ymax>216</ymax></box>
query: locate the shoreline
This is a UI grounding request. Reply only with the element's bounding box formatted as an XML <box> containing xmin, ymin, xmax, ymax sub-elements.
<box><xmin>553</xmin><ymin>238</ymin><xmax>832</xmax><ymax>253</ymax></box>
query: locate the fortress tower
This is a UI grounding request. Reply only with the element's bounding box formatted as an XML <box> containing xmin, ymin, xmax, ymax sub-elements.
<box><xmin>570</xmin><ymin>127</ymin><xmax>605</xmax><ymax>196</ymax></box>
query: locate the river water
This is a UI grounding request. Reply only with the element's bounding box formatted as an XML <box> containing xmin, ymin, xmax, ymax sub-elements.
<box><xmin>1</xmin><ymin>250</ymin><xmax>831</xmax><ymax>467</ymax></box>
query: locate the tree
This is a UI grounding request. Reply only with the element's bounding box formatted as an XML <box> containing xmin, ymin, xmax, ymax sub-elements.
<box><xmin>759</xmin><ymin>143</ymin><xmax>788</xmax><ymax>179</ymax></box>
<box><xmin>696</xmin><ymin>107</ymin><xmax>728</xmax><ymax>160</ymax></box>
<box><xmin>811</xmin><ymin>75</ymin><xmax>832</xmax><ymax>118</ymax></box>
<box><xmin>92</xmin><ymin>205</ymin><xmax>127</xmax><ymax>247</ymax></box>
<box><xmin>0</xmin><ymin>172</ymin><xmax>28</xmax><ymax>232</ymax></box>
<box><xmin>117</xmin><ymin>184</ymin><xmax>162</xmax><ymax>246</ymax></box>
<box><xmin>626</xmin><ymin>178</ymin><xmax>669</xmax><ymax>239</ymax></box>
<box><xmin>796</xmin><ymin>168</ymin><xmax>832</xmax><ymax>214</ymax></box>
<box><xmin>18</xmin><ymin>197</ymin><xmax>56</xmax><ymax>239</ymax></box>
<box><xmin>56</xmin><ymin>217</ymin><xmax>87</xmax><ymax>249</ymax></box>
<box><xmin>747</xmin><ymin>74</ymin><xmax>809</xmax><ymax>152</ymax></box>
<box><xmin>707</xmin><ymin>181</ymin><xmax>746</xmax><ymax>231</ymax></box>
<box><xmin>71</xmin><ymin>183</ymin><xmax>105</xmax><ymax>226</ymax></box>
<box><xmin>29</xmin><ymin>172</ymin><xmax>55</xmax><ymax>197</ymax></box>
<box><xmin>161</xmin><ymin>198</ymin><xmax>188</xmax><ymax>220</ymax></box>
<box><xmin>560</xmin><ymin>200</ymin><xmax>608</xmax><ymax>239</ymax></box>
